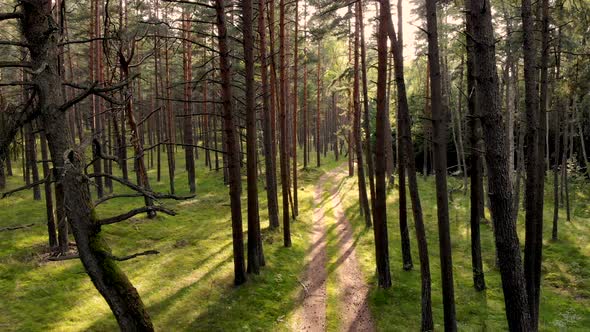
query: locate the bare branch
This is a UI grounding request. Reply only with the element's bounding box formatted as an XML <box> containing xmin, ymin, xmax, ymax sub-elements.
<box><xmin>0</xmin><ymin>61</ymin><xmax>32</xmax><ymax>68</ymax></box>
<box><xmin>0</xmin><ymin>223</ymin><xmax>37</xmax><ymax>232</ymax></box>
<box><xmin>1</xmin><ymin>177</ymin><xmax>49</xmax><ymax>199</ymax></box>
<box><xmin>98</xmin><ymin>206</ymin><xmax>177</xmax><ymax>225</ymax></box>
<box><xmin>94</xmin><ymin>193</ymin><xmax>145</xmax><ymax>207</ymax></box>
<box><xmin>48</xmin><ymin>255</ymin><xmax>80</xmax><ymax>261</ymax></box>
<box><xmin>0</xmin><ymin>12</ymin><xmax>23</xmax><ymax>21</ymax></box>
<box><xmin>108</xmin><ymin>250</ymin><xmax>160</xmax><ymax>261</ymax></box>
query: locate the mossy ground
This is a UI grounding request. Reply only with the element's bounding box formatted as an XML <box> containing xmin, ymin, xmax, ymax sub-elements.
<box><xmin>330</xmin><ymin>172</ymin><xmax>590</xmax><ymax>331</ymax></box>
<box><xmin>1</xmin><ymin>150</ymin><xmax>589</xmax><ymax>331</ymax></box>
<box><xmin>0</xmin><ymin>150</ymin><xmax>339</xmax><ymax>331</ymax></box>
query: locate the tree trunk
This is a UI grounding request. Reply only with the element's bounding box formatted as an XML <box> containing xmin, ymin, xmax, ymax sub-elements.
<box><xmin>258</xmin><ymin>0</ymin><xmax>280</xmax><ymax>230</ymax></box>
<box><xmin>425</xmin><ymin>0</ymin><xmax>457</xmax><ymax>329</ymax></box>
<box><xmin>522</xmin><ymin>0</ymin><xmax>547</xmax><ymax>326</ymax></box>
<box><xmin>383</xmin><ymin>2</ymin><xmax>433</xmax><ymax>328</ymax></box>
<box><xmin>292</xmin><ymin>0</ymin><xmax>299</xmax><ymax>217</ymax></box>
<box><xmin>183</xmin><ymin>10</ymin><xmax>196</xmax><ymax>193</ymax></box>
<box><xmin>215</xmin><ymin>0</ymin><xmax>247</xmax><ymax>285</ymax></box>
<box><xmin>63</xmin><ymin>151</ymin><xmax>154</xmax><ymax>331</ymax></box>
<box><xmin>464</xmin><ymin>0</ymin><xmax>486</xmax><ymax>291</ymax></box>
<box><xmin>25</xmin><ymin>123</ymin><xmax>41</xmax><ymax>200</ymax></box>
<box><xmin>354</xmin><ymin>2</ymin><xmax>372</xmax><ymax>228</ymax></box>
<box><xmin>552</xmin><ymin>101</ymin><xmax>561</xmax><ymax>240</ymax></box>
<box><xmin>316</xmin><ymin>39</ymin><xmax>322</xmax><ymax>168</ymax></box>
<box><xmin>470</xmin><ymin>0</ymin><xmax>532</xmax><ymax>328</ymax></box>
<box><xmin>279</xmin><ymin>0</ymin><xmax>292</xmax><ymax>247</ymax></box>
<box><xmin>18</xmin><ymin>2</ymin><xmax>154</xmax><ymax>329</ymax></box>
<box><xmin>359</xmin><ymin>3</ymin><xmax>375</xmax><ymax>212</ymax></box>
<box><xmin>40</xmin><ymin>131</ymin><xmax>57</xmax><ymax>248</ymax></box>
<box><xmin>243</xmin><ymin>0</ymin><xmax>263</xmax><ymax>274</ymax></box>
<box><xmin>374</xmin><ymin>0</ymin><xmax>392</xmax><ymax>289</ymax></box>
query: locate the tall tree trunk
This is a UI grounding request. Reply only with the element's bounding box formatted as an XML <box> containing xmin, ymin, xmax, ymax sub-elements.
<box><xmin>258</xmin><ymin>0</ymin><xmax>280</xmax><ymax>230</ymax></box>
<box><xmin>215</xmin><ymin>0</ymin><xmax>247</xmax><ymax>285</ymax></box>
<box><xmin>470</xmin><ymin>0</ymin><xmax>532</xmax><ymax>328</ymax></box>
<box><xmin>383</xmin><ymin>3</ymin><xmax>433</xmax><ymax>329</ymax></box>
<box><xmin>164</xmin><ymin>7</ymin><xmax>175</xmax><ymax>195</ymax></box>
<box><xmin>359</xmin><ymin>2</ymin><xmax>375</xmax><ymax>212</ymax></box>
<box><xmin>522</xmin><ymin>0</ymin><xmax>547</xmax><ymax>326</ymax></box>
<box><xmin>279</xmin><ymin>0</ymin><xmax>292</xmax><ymax>247</ymax></box>
<box><xmin>425</xmin><ymin>1</ymin><xmax>457</xmax><ymax>329</ymax></box>
<box><xmin>302</xmin><ymin>2</ymin><xmax>308</xmax><ymax>169</ymax></box>
<box><xmin>121</xmin><ymin>59</ymin><xmax>155</xmax><ymax>219</ymax></box>
<box><xmin>354</xmin><ymin>2</ymin><xmax>372</xmax><ymax>227</ymax></box>
<box><xmin>292</xmin><ymin>0</ymin><xmax>299</xmax><ymax>217</ymax></box>
<box><xmin>552</xmin><ymin>101</ymin><xmax>561</xmax><ymax>240</ymax></box>
<box><xmin>316</xmin><ymin>39</ymin><xmax>321</xmax><ymax>168</ymax></box>
<box><xmin>374</xmin><ymin>0</ymin><xmax>392</xmax><ymax>289</ymax></box>
<box><xmin>183</xmin><ymin>10</ymin><xmax>196</xmax><ymax>193</ymax></box>
<box><xmin>464</xmin><ymin>0</ymin><xmax>485</xmax><ymax>291</ymax></box>
<box><xmin>243</xmin><ymin>0</ymin><xmax>263</xmax><ymax>274</ymax></box>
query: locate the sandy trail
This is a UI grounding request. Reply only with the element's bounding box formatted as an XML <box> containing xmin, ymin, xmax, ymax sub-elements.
<box><xmin>292</xmin><ymin>166</ymin><xmax>375</xmax><ymax>332</ymax></box>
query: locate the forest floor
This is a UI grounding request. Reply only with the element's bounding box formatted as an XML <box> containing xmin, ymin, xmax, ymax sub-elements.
<box><xmin>1</xmin><ymin>152</ymin><xmax>590</xmax><ymax>331</ymax></box>
<box><xmin>291</xmin><ymin>165</ymin><xmax>374</xmax><ymax>331</ymax></box>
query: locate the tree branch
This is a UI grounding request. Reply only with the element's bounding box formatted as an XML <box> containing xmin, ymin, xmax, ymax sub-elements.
<box><xmin>98</xmin><ymin>206</ymin><xmax>177</xmax><ymax>225</ymax></box>
<box><xmin>108</xmin><ymin>250</ymin><xmax>160</xmax><ymax>261</ymax></box>
<box><xmin>0</xmin><ymin>12</ymin><xmax>23</xmax><ymax>21</ymax></box>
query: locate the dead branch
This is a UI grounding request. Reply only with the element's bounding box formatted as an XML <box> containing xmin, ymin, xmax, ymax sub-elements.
<box><xmin>0</xmin><ymin>12</ymin><xmax>22</xmax><ymax>21</ymax></box>
<box><xmin>48</xmin><ymin>255</ymin><xmax>80</xmax><ymax>261</ymax></box>
<box><xmin>0</xmin><ymin>61</ymin><xmax>32</xmax><ymax>68</ymax></box>
<box><xmin>98</xmin><ymin>206</ymin><xmax>177</xmax><ymax>225</ymax></box>
<box><xmin>0</xmin><ymin>223</ymin><xmax>37</xmax><ymax>232</ymax></box>
<box><xmin>1</xmin><ymin>177</ymin><xmax>49</xmax><ymax>199</ymax></box>
<box><xmin>94</xmin><ymin>193</ymin><xmax>145</xmax><ymax>207</ymax></box>
<box><xmin>108</xmin><ymin>250</ymin><xmax>159</xmax><ymax>261</ymax></box>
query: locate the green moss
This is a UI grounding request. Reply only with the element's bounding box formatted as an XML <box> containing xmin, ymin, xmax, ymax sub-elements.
<box><xmin>0</xmin><ymin>150</ymin><xmax>340</xmax><ymax>331</ymax></box>
<box><xmin>331</xmin><ymin>173</ymin><xmax>590</xmax><ymax>331</ymax></box>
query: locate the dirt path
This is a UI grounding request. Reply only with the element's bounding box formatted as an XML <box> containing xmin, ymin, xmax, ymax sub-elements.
<box><xmin>292</xmin><ymin>166</ymin><xmax>375</xmax><ymax>331</ymax></box>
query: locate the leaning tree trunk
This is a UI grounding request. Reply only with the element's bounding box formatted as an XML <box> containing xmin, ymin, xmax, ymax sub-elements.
<box><xmin>383</xmin><ymin>1</ymin><xmax>433</xmax><ymax>329</ymax></box>
<box><xmin>63</xmin><ymin>150</ymin><xmax>154</xmax><ymax>331</ymax></box>
<box><xmin>18</xmin><ymin>1</ymin><xmax>155</xmax><ymax>329</ymax></box>
<box><xmin>470</xmin><ymin>0</ymin><xmax>532</xmax><ymax>329</ymax></box>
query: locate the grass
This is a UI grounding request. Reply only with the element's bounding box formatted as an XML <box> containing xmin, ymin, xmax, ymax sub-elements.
<box><xmin>0</xmin><ymin>149</ymin><xmax>340</xmax><ymax>331</ymax></box>
<box><xmin>330</xmin><ymin>171</ymin><xmax>590</xmax><ymax>331</ymax></box>
<box><xmin>2</xmin><ymin>148</ymin><xmax>589</xmax><ymax>331</ymax></box>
